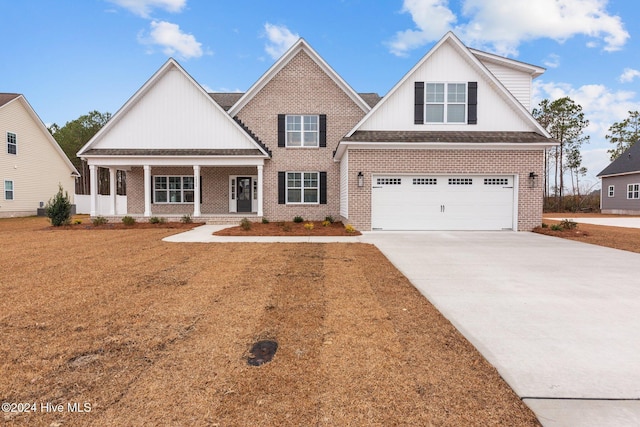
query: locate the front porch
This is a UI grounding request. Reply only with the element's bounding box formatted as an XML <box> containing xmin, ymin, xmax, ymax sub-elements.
<box><xmin>85</xmin><ymin>158</ymin><xmax>267</xmax><ymax>221</ymax></box>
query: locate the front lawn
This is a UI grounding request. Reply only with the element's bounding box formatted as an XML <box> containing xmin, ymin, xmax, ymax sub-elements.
<box><xmin>0</xmin><ymin>217</ymin><xmax>538</xmax><ymax>426</ymax></box>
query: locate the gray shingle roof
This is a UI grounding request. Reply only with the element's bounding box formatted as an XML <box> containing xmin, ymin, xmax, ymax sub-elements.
<box><xmin>209</xmin><ymin>92</ymin><xmax>381</xmax><ymax>111</ymax></box>
<box><xmin>0</xmin><ymin>93</ymin><xmax>21</xmax><ymax>107</ymax></box>
<box><xmin>81</xmin><ymin>148</ymin><xmax>266</xmax><ymax>156</ymax></box>
<box><xmin>342</xmin><ymin>130</ymin><xmax>553</xmax><ymax>144</ymax></box>
<box><xmin>597</xmin><ymin>142</ymin><xmax>640</xmax><ymax>176</ymax></box>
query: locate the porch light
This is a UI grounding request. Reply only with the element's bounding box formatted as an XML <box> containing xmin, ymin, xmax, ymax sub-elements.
<box><xmin>357</xmin><ymin>171</ymin><xmax>364</xmax><ymax>187</ymax></box>
<box><xmin>528</xmin><ymin>172</ymin><xmax>539</xmax><ymax>188</ymax></box>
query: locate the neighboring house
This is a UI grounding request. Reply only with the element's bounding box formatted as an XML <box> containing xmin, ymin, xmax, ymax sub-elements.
<box><xmin>0</xmin><ymin>93</ymin><xmax>79</xmax><ymax>218</ymax></box>
<box><xmin>597</xmin><ymin>142</ymin><xmax>640</xmax><ymax>214</ymax></box>
<box><xmin>77</xmin><ymin>32</ymin><xmax>556</xmax><ymax>231</ymax></box>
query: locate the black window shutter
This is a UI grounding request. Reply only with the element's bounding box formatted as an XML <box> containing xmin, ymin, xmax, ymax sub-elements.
<box><xmin>150</xmin><ymin>175</ymin><xmax>154</xmax><ymax>204</ymax></box>
<box><xmin>468</xmin><ymin>82</ymin><xmax>478</xmax><ymax>125</ymax></box>
<box><xmin>414</xmin><ymin>82</ymin><xmax>424</xmax><ymax>124</ymax></box>
<box><xmin>278</xmin><ymin>172</ymin><xmax>286</xmax><ymax>204</ymax></box>
<box><xmin>278</xmin><ymin>114</ymin><xmax>286</xmax><ymax>147</ymax></box>
<box><xmin>319</xmin><ymin>172</ymin><xmax>327</xmax><ymax>204</ymax></box>
<box><xmin>200</xmin><ymin>176</ymin><xmax>203</xmax><ymax>204</ymax></box>
<box><xmin>319</xmin><ymin>114</ymin><xmax>327</xmax><ymax>147</ymax></box>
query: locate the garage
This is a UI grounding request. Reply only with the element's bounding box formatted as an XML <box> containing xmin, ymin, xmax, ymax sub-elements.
<box><xmin>371</xmin><ymin>175</ymin><xmax>515</xmax><ymax>231</ymax></box>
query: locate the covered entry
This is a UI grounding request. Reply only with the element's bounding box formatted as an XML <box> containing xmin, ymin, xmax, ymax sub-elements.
<box><xmin>371</xmin><ymin>174</ymin><xmax>515</xmax><ymax>230</ymax></box>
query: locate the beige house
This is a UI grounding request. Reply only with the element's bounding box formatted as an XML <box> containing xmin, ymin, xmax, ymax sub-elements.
<box><xmin>78</xmin><ymin>33</ymin><xmax>556</xmax><ymax>231</ymax></box>
<box><xmin>0</xmin><ymin>93</ymin><xmax>79</xmax><ymax>218</ymax></box>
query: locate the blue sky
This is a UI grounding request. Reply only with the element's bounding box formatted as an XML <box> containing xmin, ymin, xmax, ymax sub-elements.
<box><xmin>2</xmin><ymin>0</ymin><xmax>638</xmax><ymax>189</ymax></box>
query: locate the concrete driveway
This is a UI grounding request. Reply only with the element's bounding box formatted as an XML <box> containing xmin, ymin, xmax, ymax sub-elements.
<box><xmin>361</xmin><ymin>231</ymin><xmax>640</xmax><ymax>427</ymax></box>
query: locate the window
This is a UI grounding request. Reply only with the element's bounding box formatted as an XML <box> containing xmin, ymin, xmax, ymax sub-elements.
<box><xmin>608</xmin><ymin>185</ymin><xmax>615</xmax><ymax>198</ymax></box>
<box><xmin>628</xmin><ymin>184</ymin><xmax>639</xmax><ymax>199</ymax></box>
<box><xmin>7</xmin><ymin>132</ymin><xmax>16</xmax><ymax>154</ymax></box>
<box><xmin>286</xmin><ymin>115</ymin><xmax>318</xmax><ymax>147</ymax></box>
<box><xmin>425</xmin><ymin>83</ymin><xmax>466</xmax><ymax>123</ymax></box>
<box><xmin>484</xmin><ymin>178</ymin><xmax>509</xmax><ymax>186</ymax></box>
<box><xmin>287</xmin><ymin>172</ymin><xmax>319</xmax><ymax>203</ymax></box>
<box><xmin>413</xmin><ymin>178</ymin><xmax>437</xmax><ymax>185</ymax></box>
<box><xmin>4</xmin><ymin>180</ymin><xmax>13</xmax><ymax>200</ymax></box>
<box><xmin>377</xmin><ymin>178</ymin><xmax>402</xmax><ymax>185</ymax></box>
<box><xmin>448</xmin><ymin>178</ymin><xmax>473</xmax><ymax>185</ymax></box>
<box><xmin>154</xmin><ymin>176</ymin><xmax>194</xmax><ymax>203</ymax></box>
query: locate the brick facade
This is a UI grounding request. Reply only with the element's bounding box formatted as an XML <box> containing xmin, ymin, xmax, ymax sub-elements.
<box><xmin>345</xmin><ymin>149</ymin><xmax>545</xmax><ymax>231</ymax></box>
<box><xmin>235</xmin><ymin>50</ymin><xmax>367</xmax><ymax>222</ymax></box>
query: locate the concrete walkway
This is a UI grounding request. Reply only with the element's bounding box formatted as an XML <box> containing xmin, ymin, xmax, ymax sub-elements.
<box><xmin>164</xmin><ymin>226</ymin><xmax>640</xmax><ymax>426</ymax></box>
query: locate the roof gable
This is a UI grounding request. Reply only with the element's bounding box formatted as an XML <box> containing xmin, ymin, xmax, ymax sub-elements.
<box><xmin>598</xmin><ymin>143</ymin><xmax>640</xmax><ymax>177</ymax></box>
<box><xmin>78</xmin><ymin>59</ymin><xmax>269</xmax><ymax>157</ymax></box>
<box><xmin>0</xmin><ymin>94</ymin><xmax>79</xmax><ymax>176</ymax></box>
<box><xmin>228</xmin><ymin>39</ymin><xmax>371</xmax><ymax>116</ymax></box>
<box><xmin>345</xmin><ymin>32</ymin><xmax>550</xmax><ymax>137</ymax></box>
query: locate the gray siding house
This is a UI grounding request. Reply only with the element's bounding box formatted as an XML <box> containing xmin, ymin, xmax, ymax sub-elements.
<box><xmin>598</xmin><ymin>142</ymin><xmax>640</xmax><ymax>214</ymax></box>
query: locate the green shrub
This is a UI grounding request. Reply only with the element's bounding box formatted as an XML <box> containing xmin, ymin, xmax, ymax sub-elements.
<box><xmin>181</xmin><ymin>214</ymin><xmax>193</xmax><ymax>224</ymax></box>
<box><xmin>44</xmin><ymin>184</ymin><xmax>72</xmax><ymax>226</ymax></box>
<box><xmin>541</xmin><ymin>223</ymin><xmax>548</xmax><ymax>228</ymax></box>
<box><xmin>262</xmin><ymin>217</ymin><xmax>269</xmax><ymax>224</ymax></box>
<box><xmin>550</xmin><ymin>224</ymin><xmax>563</xmax><ymax>231</ymax></box>
<box><xmin>240</xmin><ymin>217</ymin><xmax>252</xmax><ymax>230</ymax></box>
<box><xmin>149</xmin><ymin>216</ymin><xmax>166</xmax><ymax>224</ymax></box>
<box><xmin>560</xmin><ymin>219</ymin><xmax>577</xmax><ymax>230</ymax></box>
<box><xmin>324</xmin><ymin>215</ymin><xmax>335</xmax><ymax>224</ymax></box>
<box><xmin>122</xmin><ymin>215</ymin><xmax>136</xmax><ymax>226</ymax></box>
<box><xmin>92</xmin><ymin>216</ymin><xmax>108</xmax><ymax>226</ymax></box>
<box><xmin>293</xmin><ymin>216</ymin><xmax>304</xmax><ymax>223</ymax></box>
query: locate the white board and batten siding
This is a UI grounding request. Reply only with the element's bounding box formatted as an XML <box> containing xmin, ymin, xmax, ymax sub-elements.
<box><xmin>358</xmin><ymin>40</ymin><xmax>534</xmax><ymax>133</ymax></box>
<box><xmin>371</xmin><ymin>174</ymin><xmax>516</xmax><ymax>231</ymax></box>
<box><xmin>91</xmin><ymin>67</ymin><xmax>258</xmax><ymax>151</ymax></box>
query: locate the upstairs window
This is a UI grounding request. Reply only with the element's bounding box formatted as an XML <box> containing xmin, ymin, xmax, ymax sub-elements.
<box><xmin>286</xmin><ymin>115</ymin><xmax>318</xmax><ymax>147</ymax></box>
<box><xmin>415</xmin><ymin>81</ymin><xmax>477</xmax><ymax>125</ymax></box>
<box><xmin>426</xmin><ymin>83</ymin><xmax>466</xmax><ymax>123</ymax></box>
<box><xmin>7</xmin><ymin>132</ymin><xmax>16</xmax><ymax>154</ymax></box>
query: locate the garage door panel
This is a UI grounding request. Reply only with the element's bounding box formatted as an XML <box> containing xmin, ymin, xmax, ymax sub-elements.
<box><xmin>371</xmin><ymin>175</ymin><xmax>514</xmax><ymax>231</ymax></box>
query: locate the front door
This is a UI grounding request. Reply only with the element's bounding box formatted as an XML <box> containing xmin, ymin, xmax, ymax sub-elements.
<box><xmin>237</xmin><ymin>177</ymin><xmax>252</xmax><ymax>212</ymax></box>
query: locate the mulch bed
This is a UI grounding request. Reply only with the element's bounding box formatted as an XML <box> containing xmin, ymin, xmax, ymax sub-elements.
<box><xmin>214</xmin><ymin>220</ymin><xmax>361</xmax><ymax>236</ymax></box>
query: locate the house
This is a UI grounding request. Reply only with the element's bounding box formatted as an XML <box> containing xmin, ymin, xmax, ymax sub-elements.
<box><xmin>597</xmin><ymin>142</ymin><xmax>640</xmax><ymax>214</ymax></box>
<box><xmin>77</xmin><ymin>32</ymin><xmax>556</xmax><ymax>231</ymax></box>
<box><xmin>0</xmin><ymin>93</ymin><xmax>79</xmax><ymax>218</ymax></box>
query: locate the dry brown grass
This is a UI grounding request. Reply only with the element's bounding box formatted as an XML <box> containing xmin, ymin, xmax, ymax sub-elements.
<box><xmin>540</xmin><ymin>214</ymin><xmax>640</xmax><ymax>254</ymax></box>
<box><xmin>1</xmin><ymin>216</ymin><xmax>539</xmax><ymax>426</ymax></box>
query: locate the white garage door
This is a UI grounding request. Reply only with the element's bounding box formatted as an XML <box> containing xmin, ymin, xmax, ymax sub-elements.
<box><xmin>371</xmin><ymin>175</ymin><xmax>515</xmax><ymax>231</ymax></box>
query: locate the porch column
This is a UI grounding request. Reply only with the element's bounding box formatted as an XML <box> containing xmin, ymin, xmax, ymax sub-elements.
<box><xmin>143</xmin><ymin>165</ymin><xmax>152</xmax><ymax>217</ymax></box>
<box><xmin>257</xmin><ymin>164</ymin><xmax>263</xmax><ymax>217</ymax></box>
<box><xmin>89</xmin><ymin>164</ymin><xmax>97</xmax><ymax>217</ymax></box>
<box><xmin>109</xmin><ymin>167</ymin><xmax>116</xmax><ymax>215</ymax></box>
<box><xmin>193</xmin><ymin>165</ymin><xmax>201</xmax><ymax>217</ymax></box>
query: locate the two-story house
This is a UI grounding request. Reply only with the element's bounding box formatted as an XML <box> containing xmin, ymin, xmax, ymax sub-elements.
<box><xmin>78</xmin><ymin>32</ymin><xmax>555</xmax><ymax>231</ymax></box>
<box><xmin>1</xmin><ymin>93</ymin><xmax>79</xmax><ymax>218</ymax></box>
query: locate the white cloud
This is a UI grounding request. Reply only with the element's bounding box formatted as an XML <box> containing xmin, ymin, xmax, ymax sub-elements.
<box><xmin>108</xmin><ymin>0</ymin><xmax>186</xmax><ymax>18</ymax></box>
<box><xmin>543</xmin><ymin>54</ymin><xmax>560</xmax><ymax>69</ymax></box>
<box><xmin>533</xmin><ymin>80</ymin><xmax>640</xmax><ymax>187</ymax></box>
<box><xmin>620</xmin><ymin>68</ymin><xmax>640</xmax><ymax>83</ymax></box>
<box><xmin>139</xmin><ymin>20</ymin><xmax>203</xmax><ymax>59</ymax></box>
<box><xmin>389</xmin><ymin>0</ymin><xmax>629</xmax><ymax>57</ymax></box>
<box><xmin>263</xmin><ymin>23</ymin><xmax>299</xmax><ymax>59</ymax></box>
<box><xmin>387</xmin><ymin>0</ymin><xmax>457</xmax><ymax>56</ymax></box>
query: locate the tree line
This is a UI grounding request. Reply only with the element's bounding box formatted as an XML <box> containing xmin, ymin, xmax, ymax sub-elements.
<box><xmin>50</xmin><ymin>104</ymin><xmax>639</xmax><ymax>212</ymax></box>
